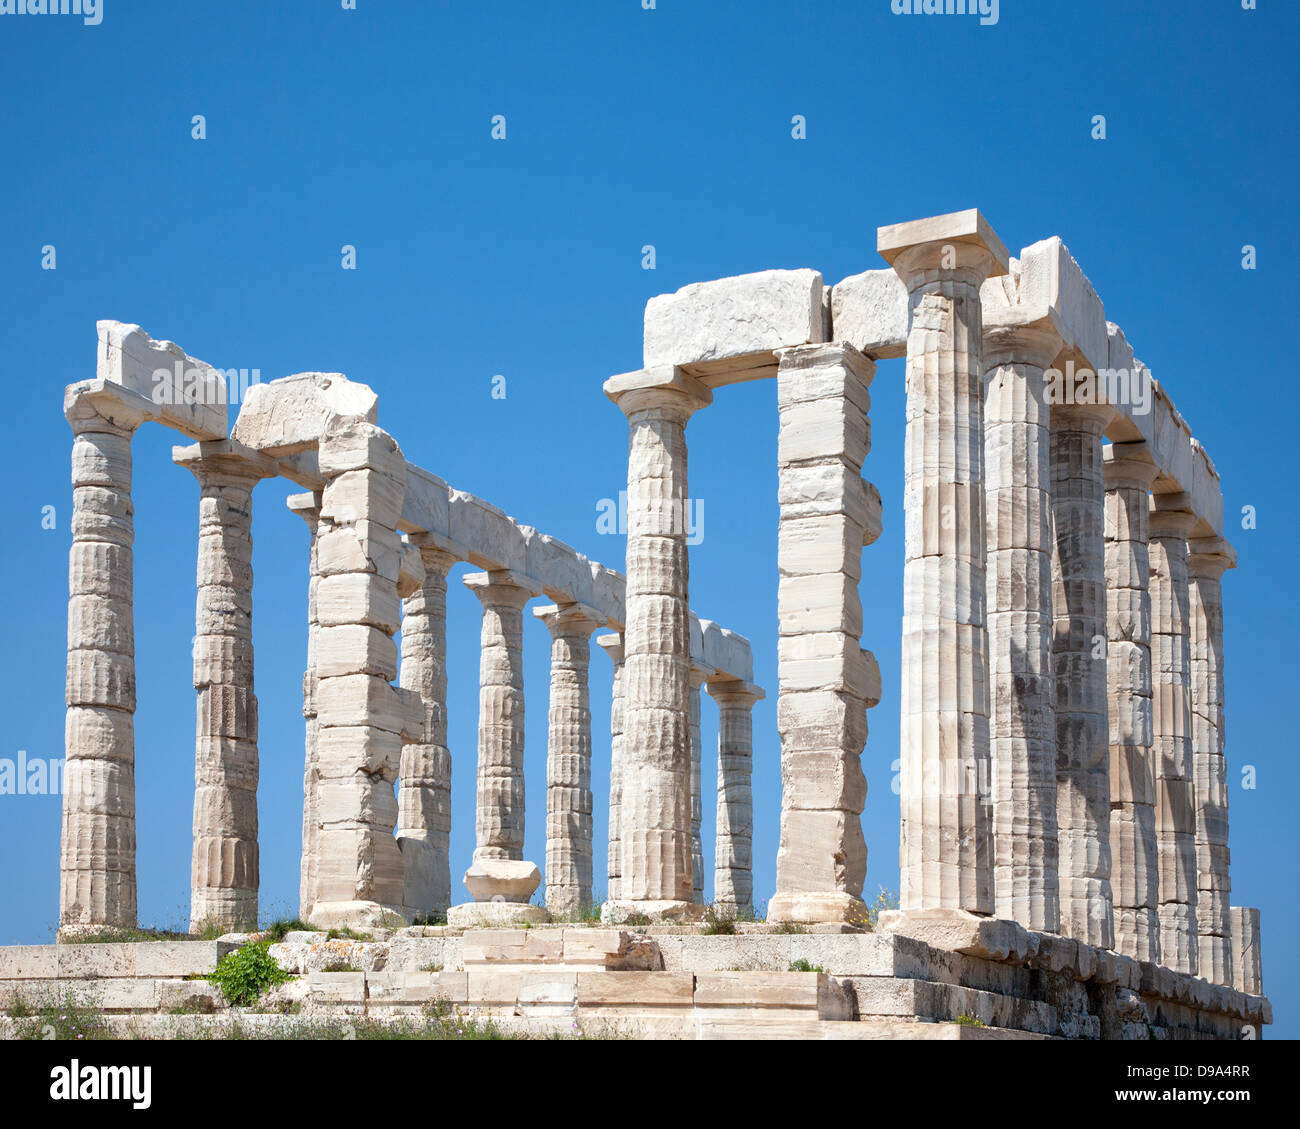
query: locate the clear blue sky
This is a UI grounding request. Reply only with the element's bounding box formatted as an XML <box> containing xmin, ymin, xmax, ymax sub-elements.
<box><xmin>1</xmin><ymin>0</ymin><xmax>1294</xmax><ymax>1035</ymax></box>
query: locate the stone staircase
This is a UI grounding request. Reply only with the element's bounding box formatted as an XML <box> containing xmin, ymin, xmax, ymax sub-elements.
<box><xmin>0</xmin><ymin>923</ymin><xmax>1271</xmax><ymax>1040</ymax></box>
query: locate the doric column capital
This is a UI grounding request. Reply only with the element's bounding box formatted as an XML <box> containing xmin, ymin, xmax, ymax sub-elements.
<box><xmin>406</xmin><ymin>530</ymin><xmax>465</xmax><ymax>577</ymax></box>
<box><xmin>705</xmin><ymin>679</ymin><xmax>766</xmax><ymax>711</ymax></box>
<box><xmin>1051</xmin><ymin>400</ymin><xmax>1116</xmax><ymax>432</ymax></box>
<box><xmin>688</xmin><ymin>662</ymin><xmax>713</xmax><ymax>692</ymax></box>
<box><xmin>1104</xmin><ymin>442</ymin><xmax>1161</xmax><ymax>492</ymax></box>
<box><xmin>603</xmin><ymin>366</ymin><xmax>712</xmax><ymax>424</ymax></box>
<box><xmin>64</xmin><ymin>379</ymin><xmax>157</xmax><ymax>437</ymax></box>
<box><xmin>534</xmin><ymin>602</ymin><xmax>604</xmax><ymax>640</ymax></box>
<box><xmin>878</xmin><ymin>208</ymin><xmax>1010</xmax><ymax>291</ymax></box>
<box><xmin>982</xmin><ymin>305</ymin><xmax>1067</xmax><ymax>373</ymax></box>
<box><xmin>1188</xmin><ymin>536</ymin><xmax>1237</xmax><ymax>580</ymax></box>
<box><xmin>596</xmin><ymin>632</ymin><xmax>625</xmax><ymax>665</ymax></box>
<box><xmin>1149</xmin><ymin>497</ymin><xmax>1199</xmax><ymax>541</ymax></box>
<box><xmin>173</xmin><ymin>439</ymin><xmax>279</xmax><ymax>488</ymax></box>
<box><xmin>463</xmin><ymin>568</ymin><xmax>543</xmax><ymax>611</ymax></box>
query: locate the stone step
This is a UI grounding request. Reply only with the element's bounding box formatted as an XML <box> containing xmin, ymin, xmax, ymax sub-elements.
<box><xmin>0</xmin><ymin>942</ymin><xmax>236</xmax><ymax>981</ymax></box>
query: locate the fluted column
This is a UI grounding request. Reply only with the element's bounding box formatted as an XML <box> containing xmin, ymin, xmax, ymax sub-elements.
<box><xmin>707</xmin><ymin>680</ymin><xmax>763</xmax><ymax>914</ymax></box>
<box><xmin>982</xmin><ymin>309</ymin><xmax>1063</xmax><ymax>932</ymax></box>
<box><xmin>535</xmin><ymin>602</ymin><xmax>603</xmax><ymax>914</ymax></box>
<box><xmin>456</xmin><ymin>569</ymin><xmax>545</xmax><ymax>915</ymax></box>
<box><xmin>175</xmin><ymin>441</ymin><xmax>276</xmax><ymax>932</ymax></box>
<box><xmin>287</xmin><ymin>492</ymin><xmax>322</xmax><ymax>920</ymax></box>
<box><xmin>880</xmin><ymin>211</ymin><xmax>1009</xmax><ymax>914</ymax></box>
<box><xmin>1188</xmin><ymin>538</ymin><xmax>1236</xmax><ymax>984</ymax></box>
<box><xmin>310</xmin><ymin>422</ymin><xmax>422</xmax><ymax>928</ymax></box>
<box><xmin>1149</xmin><ymin>501</ymin><xmax>1199</xmax><ymax>974</ymax></box>
<box><xmin>1230</xmin><ymin>906</ymin><xmax>1262</xmax><ymax>995</ymax></box>
<box><xmin>602</xmin><ymin>368</ymin><xmax>711</xmax><ymax>918</ymax></box>
<box><xmin>397</xmin><ymin>542</ymin><xmax>457</xmax><ymax>920</ymax></box>
<box><xmin>61</xmin><ymin>383</ymin><xmax>152</xmax><ymax>932</ymax></box>
<box><xmin>1104</xmin><ymin>446</ymin><xmax>1161</xmax><ymax>964</ymax></box>
<box><xmin>689</xmin><ymin>663</ymin><xmax>709</xmax><ymax>905</ymax></box>
<box><xmin>597</xmin><ymin>633</ymin><xmax>626</xmax><ymax>902</ymax></box>
<box><xmin>1051</xmin><ymin>402</ymin><xmax>1115</xmax><ymax>949</ymax></box>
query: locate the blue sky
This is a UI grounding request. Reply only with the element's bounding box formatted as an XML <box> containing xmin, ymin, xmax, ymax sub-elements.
<box><xmin>0</xmin><ymin>0</ymin><xmax>1295</xmax><ymax>1036</ymax></box>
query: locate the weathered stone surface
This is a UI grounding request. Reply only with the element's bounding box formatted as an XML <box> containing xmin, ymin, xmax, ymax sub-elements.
<box><xmin>644</xmin><ymin>269</ymin><xmax>826</xmax><ymax>382</ymax></box>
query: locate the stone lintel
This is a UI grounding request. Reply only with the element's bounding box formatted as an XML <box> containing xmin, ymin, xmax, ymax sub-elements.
<box><xmin>877</xmin><ymin>208</ymin><xmax>1010</xmax><ymax>277</ymax></box>
<box><xmin>96</xmin><ymin>319</ymin><xmax>229</xmax><ymax>440</ymax></box>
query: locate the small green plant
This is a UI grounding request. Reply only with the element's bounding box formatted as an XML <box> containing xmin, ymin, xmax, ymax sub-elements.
<box><xmin>772</xmin><ymin>921</ymin><xmax>807</xmax><ymax>935</ymax></box>
<box><xmin>955</xmin><ymin>1013</ymin><xmax>986</xmax><ymax>1028</ymax></box>
<box><xmin>207</xmin><ymin>941</ymin><xmax>293</xmax><ymax>1007</ymax></box>
<box><xmin>409</xmin><ymin>913</ymin><xmax>447</xmax><ymax>927</ymax></box>
<box><xmin>261</xmin><ymin>919</ymin><xmax>319</xmax><ymax>943</ymax></box>
<box><xmin>420</xmin><ymin>963</ymin><xmax>444</xmax><ymax>973</ymax></box>
<box><xmin>701</xmin><ymin>904</ymin><xmax>738</xmax><ymax>936</ymax></box>
<box><xmin>787</xmin><ymin>958</ymin><xmax>826</xmax><ymax>974</ymax></box>
<box><xmin>325</xmin><ymin>927</ymin><xmax>371</xmax><ymax>942</ymax></box>
<box><xmin>320</xmin><ymin>961</ymin><xmax>360</xmax><ymax>973</ymax></box>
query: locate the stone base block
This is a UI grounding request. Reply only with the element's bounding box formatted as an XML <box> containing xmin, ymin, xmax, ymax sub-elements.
<box><xmin>877</xmin><ymin>909</ymin><xmax>1037</xmax><ymax>963</ymax></box>
<box><xmin>767</xmin><ymin>891</ymin><xmax>870</xmax><ymax>927</ymax></box>
<box><xmin>446</xmin><ymin>902</ymin><xmax>552</xmax><ymax>928</ymax></box>
<box><xmin>600</xmin><ymin>900</ymin><xmax>704</xmax><ymax>925</ymax></box>
<box><xmin>307</xmin><ymin>900</ymin><xmax>409</xmax><ymax>930</ymax></box>
<box><xmin>462</xmin><ymin>859</ymin><xmax>541</xmax><ymax>904</ymax></box>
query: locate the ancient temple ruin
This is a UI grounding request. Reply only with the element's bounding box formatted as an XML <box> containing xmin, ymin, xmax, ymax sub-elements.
<box><xmin>48</xmin><ymin>209</ymin><xmax>1269</xmax><ymax>1038</ymax></box>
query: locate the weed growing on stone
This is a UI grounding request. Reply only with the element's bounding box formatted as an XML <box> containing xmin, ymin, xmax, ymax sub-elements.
<box><xmin>207</xmin><ymin>941</ymin><xmax>293</xmax><ymax>1006</ymax></box>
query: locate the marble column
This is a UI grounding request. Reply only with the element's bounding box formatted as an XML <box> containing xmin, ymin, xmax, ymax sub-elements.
<box><xmin>1104</xmin><ymin>447</ymin><xmax>1162</xmax><ymax>964</ymax></box>
<box><xmin>175</xmin><ymin>441</ymin><xmax>276</xmax><ymax>932</ymax></box>
<box><xmin>1148</xmin><ymin>500</ymin><xmax>1199</xmax><ymax>975</ymax></box>
<box><xmin>1230</xmin><ymin>906</ymin><xmax>1262</xmax><ymax>996</ymax></box>
<box><xmin>397</xmin><ymin>542</ymin><xmax>458</xmax><ymax>921</ymax></box>
<box><xmin>602</xmin><ymin>368</ymin><xmax>711</xmax><ymax>919</ymax></box>
<box><xmin>707</xmin><ymin>679</ymin><xmax>763</xmax><ymax>914</ymax></box>
<box><xmin>879</xmin><ymin>211</ymin><xmax>1009</xmax><ymax>914</ymax></box>
<box><xmin>982</xmin><ymin>309</ymin><xmax>1064</xmax><ymax>932</ymax></box>
<box><xmin>597</xmin><ymin>633</ymin><xmax>626</xmax><ymax>903</ymax></box>
<box><xmin>1188</xmin><ymin>538</ymin><xmax>1236</xmax><ymax>984</ymax></box>
<box><xmin>310</xmin><ymin>422</ymin><xmax>423</xmax><ymax>928</ymax></box>
<box><xmin>287</xmin><ymin>492</ymin><xmax>322</xmax><ymax>920</ymax></box>
<box><xmin>61</xmin><ymin>382</ymin><xmax>151</xmax><ymax>932</ymax></box>
<box><xmin>689</xmin><ymin>663</ymin><xmax>709</xmax><ymax>905</ymax></box>
<box><xmin>769</xmin><ymin>342</ymin><xmax>881</xmax><ymax>925</ymax></box>
<box><xmin>451</xmin><ymin>568</ymin><xmax>547</xmax><ymax>922</ymax></box>
<box><xmin>536</xmin><ymin>602</ymin><xmax>603</xmax><ymax>915</ymax></box>
<box><xmin>1051</xmin><ymin>402</ymin><xmax>1115</xmax><ymax>949</ymax></box>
